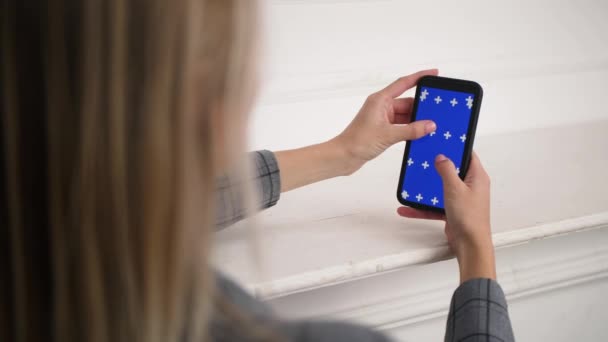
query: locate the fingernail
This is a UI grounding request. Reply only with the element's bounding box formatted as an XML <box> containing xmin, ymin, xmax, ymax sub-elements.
<box><xmin>425</xmin><ymin>121</ymin><xmax>436</xmax><ymax>133</ymax></box>
<box><xmin>436</xmin><ymin>154</ymin><xmax>447</xmax><ymax>162</ymax></box>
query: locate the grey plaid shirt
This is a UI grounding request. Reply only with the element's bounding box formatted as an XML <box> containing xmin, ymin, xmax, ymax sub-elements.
<box><xmin>214</xmin><ymin>150</ymin><xmax>515</xmax><ymax>342</ymax></box>
<box><xmin>215</xmin><ymin>150</ymin><xmax>281</xmax><ymax>230</ymax></box>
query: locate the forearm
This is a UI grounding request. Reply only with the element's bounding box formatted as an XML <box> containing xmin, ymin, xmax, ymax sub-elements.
<box><xmin>274</xmin><ymin>137</ymin><xmax>360</xmax><ymax>192</ymax></box>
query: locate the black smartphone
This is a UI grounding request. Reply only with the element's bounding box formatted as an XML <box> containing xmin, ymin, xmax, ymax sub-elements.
<box><xmin>396</xmin><ymin>76</ymin><xmax>483</xmax><ymax>213</ymax></box>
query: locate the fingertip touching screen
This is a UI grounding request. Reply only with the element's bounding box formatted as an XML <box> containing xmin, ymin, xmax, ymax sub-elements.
<box><xmin>400</xmin><ymin>87</ymin><xmax>475</xmax><ymax>209</ymax></box>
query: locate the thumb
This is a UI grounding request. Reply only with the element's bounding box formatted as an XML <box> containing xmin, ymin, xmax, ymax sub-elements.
<box><xmin>388</xmin><ymin>120</ymin><xmax>436</xmax><ymax>143</ymax></box>
<box><xmin>435</xmin><ymin>154</ymin><xmax>462</xmax><ymax>189</ymax></box>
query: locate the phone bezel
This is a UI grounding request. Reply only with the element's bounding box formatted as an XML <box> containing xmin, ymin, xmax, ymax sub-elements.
<box><xmin>396</xmin><ymin>75</ymin><xmax>483</xmax><ymax>213</ymax></box>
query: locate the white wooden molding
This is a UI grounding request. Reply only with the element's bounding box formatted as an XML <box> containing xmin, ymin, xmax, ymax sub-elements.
<box><xmin>251</xmin><ymin>213</ymin><xmax>608</xmax><ymax>299</ymax></box>
<box><xmin>282</xmin><ymin>227</ymin><xmax>608</xmax><ymax>331</ymax></box>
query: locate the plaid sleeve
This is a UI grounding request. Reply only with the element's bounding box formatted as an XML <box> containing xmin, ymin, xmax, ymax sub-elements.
<box><xmin>252</xmin><ymin>150</ymin><xmax>281</xmax><ymax>209</ymax></box>
<box><xmin>445</xmin><ymin>278</ymin><xmax>514</xmax><ymax>342</ymax></box>
<box><xmin>215</xmin><ymin>150</ymin><xmax>281</xmax><ymax>230</ymax></box>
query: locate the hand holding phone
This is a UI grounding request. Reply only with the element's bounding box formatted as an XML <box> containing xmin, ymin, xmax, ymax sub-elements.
<box><xmin>397</xmin><ymin>76</ymin><xmax>483</xmax><ymax>213</ymax></box>
<box><xmin>398</xmin><ymin>152</ymin><xmax>496</xmax><ymax>283</ymax></box>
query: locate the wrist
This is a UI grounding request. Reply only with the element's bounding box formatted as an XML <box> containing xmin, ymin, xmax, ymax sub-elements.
<box><xmin>455</xmin><ymin>240</ymin><xmax>496</xmax><ymax>284</ymax></box>
<box><xmin>275</xmin><ymin>137</ymin><xmax>366</xmax><ymax>192</ymax></box>
<box><xmin>324</xmin><ymin>136</ymin><xmax>364</xmax><ymax>176</ymax></box>
<box><xmin>456</xmin><ymin>231</ymin><xmax>493</xmax><ymax>254</ymax></box>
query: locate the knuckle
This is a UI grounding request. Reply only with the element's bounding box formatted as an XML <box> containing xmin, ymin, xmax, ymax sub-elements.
<box><xmin>480</xmin><ymin>173</ymin><xmax>491</xmax><ymax>187</ymax></box>
<box><xmin>367</xmin><ymin>93</ymin><xmax>381</xmax><ymax>103</ymax></box>
<box><xmin>439</xmin><ymin>164</ymin><xmax>453</xmax><ymax>177</ymax></box>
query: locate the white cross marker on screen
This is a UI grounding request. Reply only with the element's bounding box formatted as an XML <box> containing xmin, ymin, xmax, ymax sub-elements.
<box><xmin>466</xmin><ymin>95</ymin><xmax>473</xmax><ymax>109</ymax></box>
<box><xmin>401</xmin><ymin>191</ymin><xmax>409</xmax><ymax>199</ymax></box>
<box><xmin>456</xmin><ymin>167</ymin><xmax>460</xmax><ymax>173</ymax></box>
<box><xmin>430</xmin><ymin>131</ymin><xmax>436</xmax><ymax>136</ymax></box>
<box><xmin>444</xmin><ymin>131</ymin><xmax>452</xmax><ymax>139</ymax></box>
<box><xmin>434</xmin><ymin>96</ymin><xmax>442</xmax><ymax>104</ymax></box>
<box><xmin>421</xmin><ymin>161</ymin><xmax>430</xmax><ymax>169</ymax></box>
<box><xmin>407</xmin><ymin>158</ymin><xmax>414</xmax><ymax>166</ymax></box>
<box><xmin>416</xmin><ymin>193</ymin><xmax>423</xmax><ymax>202</ymax></box>
<box><xmin>431</xmin><ymin>197</ymin><xmax>439</xmax><ymax>205</ymax></box>
<box><xmin>450</xmin><ymin>98</ymin><xmax>458</xmax><ymax>107</ymax></box>
<box><xmin>460</xmin><ymin>134</ymin><xmax>466</xmax><ymax>143</ymax></box>
<box><xmin>420</xmin><ymin>89</ymin><xmax>429</xmax><ymax>101</ymax></box>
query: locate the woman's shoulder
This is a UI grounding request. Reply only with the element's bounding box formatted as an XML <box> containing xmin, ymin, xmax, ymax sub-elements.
<box><xmin>215</xmin><ymin>272</ymin><xmax>273</xmax><ymax>317</ymax></box>
<box><xmin>214</xmin><ymin>272</ymin><xmax>391</xmax><ymax>342</ymax></box>
<box><xmin>278</xmin><ymin>320</ymin><xmax>391</xmax><ymax>342</ymax></box>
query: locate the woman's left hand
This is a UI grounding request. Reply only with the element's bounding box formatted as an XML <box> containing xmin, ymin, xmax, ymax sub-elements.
<box><xmin>334</xmin><ymin>69</ymin><xmax>438</xmax><ymax>174</ymax></box>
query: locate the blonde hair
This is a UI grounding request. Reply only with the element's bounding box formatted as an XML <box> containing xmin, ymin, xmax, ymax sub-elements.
<box><xmin>1</xmin><ymin>0</ymin><xmax>263</xmax><ymax>341</ymax></box>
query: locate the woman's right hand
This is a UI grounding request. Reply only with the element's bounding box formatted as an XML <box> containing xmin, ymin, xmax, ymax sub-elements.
<box><xmin>397</xmin><ymin>152</ymin><xmax>496</xmax><ymax>283</ymax></box>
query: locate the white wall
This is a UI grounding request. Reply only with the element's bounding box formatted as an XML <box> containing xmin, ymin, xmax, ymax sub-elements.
<box><xmin>251</xmin><ymin>0</ymin><xmax>608</xmax><ymax>150</ymax></box>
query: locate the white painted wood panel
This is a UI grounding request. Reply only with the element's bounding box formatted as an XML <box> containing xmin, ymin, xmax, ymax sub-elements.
<box><xmin>252</xmin><ymin>0</ymin><xmax>608</xmax><ymax>149</ymax></box>
<box><xmin>215</xmin><ymin>121</ymin><xmax>608</xmax><ymax>298</ymax></box>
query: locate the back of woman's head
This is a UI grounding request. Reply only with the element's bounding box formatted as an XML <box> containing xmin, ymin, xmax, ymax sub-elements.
<box><xmin>1</xmin><ymin>1</ymin><xmax>258</xmax><ymax>341</ymax></box>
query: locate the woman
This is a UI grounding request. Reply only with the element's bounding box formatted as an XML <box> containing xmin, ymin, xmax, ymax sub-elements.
<box><xmin>1</xmin><ymin>0</ymin><xmax>514</xmax><ymax>341</ymax></box>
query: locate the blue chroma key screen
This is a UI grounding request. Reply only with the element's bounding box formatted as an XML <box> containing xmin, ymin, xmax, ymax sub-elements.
<box><xmin>400</xmin><ymin>87</ymin><xmax>475</xmax><ymax>209</ymax></box>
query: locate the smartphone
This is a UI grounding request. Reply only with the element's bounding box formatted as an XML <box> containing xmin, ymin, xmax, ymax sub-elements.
<box><xmin>396</xmin><ymin>76</ymin><xmax>483</xmax><ymax>213</ymax></box>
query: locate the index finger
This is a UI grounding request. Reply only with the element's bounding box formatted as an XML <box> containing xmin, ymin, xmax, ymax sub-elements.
<box><xmin>379</xmin><ymin>69</ymin><xmax>439</xmax><ymax>98</ymax></box>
